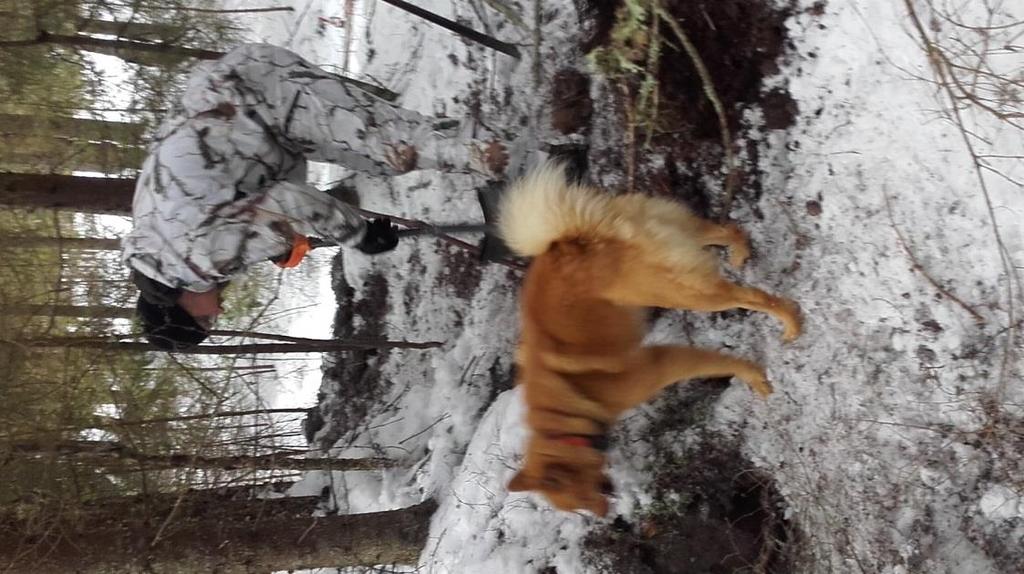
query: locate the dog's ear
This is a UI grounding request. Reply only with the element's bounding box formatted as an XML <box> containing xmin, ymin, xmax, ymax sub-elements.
<box><xmin>507</xmin><ymin>471</ymin><xmax>534</xmax><ymax>492</ymax></box>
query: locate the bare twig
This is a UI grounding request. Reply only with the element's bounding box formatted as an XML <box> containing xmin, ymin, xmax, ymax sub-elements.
<box><xmin>398</xmin><ymin>413</ymin><xmax>452</xmax><ymax>445</ymax></box>
<box><xmin>904</xmin><ymin>0</ymin><xmax>1019</xmax><ymax>396</ymax></box>
<box><xmin>656</xmin><ymin>5</ymin><xmax>739</xmax><ymax>220</ymax></box>
<box><xmin>378</xmin><ymin>0</ymin><xmax>520</xmax><ymax>58</ymax></box>
<box><xmin>881</xmin><ymin>187</ymin><xmax>985</xmax><ymax>323</ymax></box>
<box><xmin>618</xmin><ymin>83</ymin><xmax>639</xmax><ymax>193</ymax></box>
<box><xmin>149</xmin><ymin>491</ymin><xmax>188</xmax><ymax>548</ymax></box>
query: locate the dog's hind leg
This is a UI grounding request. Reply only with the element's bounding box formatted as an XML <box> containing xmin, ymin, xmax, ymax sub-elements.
<box><xmin>646</xmin><ymin>200</ymin><xmax>751</xmax><ymax>267</ymax></box>
<box><xmin>694</xmin><ymin>221</ymin><xmax>751</xmax><ymax>268</ymax></box>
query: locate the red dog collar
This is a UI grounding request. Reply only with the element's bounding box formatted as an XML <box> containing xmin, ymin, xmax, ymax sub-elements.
<box><xmin>555</xmin><ymin>432</ymin><xmax>610</xmax><ymax>451</ymax></box>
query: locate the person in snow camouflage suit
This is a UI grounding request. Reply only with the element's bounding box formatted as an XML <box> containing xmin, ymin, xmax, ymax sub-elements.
<box><xmin>124</xmin><ymin>44</ymin><xmax>508</xmax><ymax>351</ymax></box>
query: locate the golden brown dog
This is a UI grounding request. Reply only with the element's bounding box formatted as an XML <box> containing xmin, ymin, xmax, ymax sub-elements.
<box><xmin>498</xmin><ymin>162</ymin><xmax>802</xmax><ymax>516</ymax></box>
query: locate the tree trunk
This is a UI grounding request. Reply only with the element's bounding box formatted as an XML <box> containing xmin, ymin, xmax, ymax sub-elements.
<box><xmin>7</xmin><ymin>407</ymin><xmax>311</xmax><ymax>443</ymax></box>
<box><xmin>0</xmin><ymin>135</ymin><xmax>144</xmax><ymax>174</ymax></box>
<box><xmin>1</xmin><ymin>304</ymin><xmax>134</xmax><ymax>319</ymax></box>
<box><xmin>0</xmin><ymin>173</ymin><xmax>135</xmax><ymax>214</ymax></box>
<box><xmin>342</xmin><ymin>0</ymin><xmax>356</xmax><ymax>72</ymax></box>
<box><xmin>0</xmin><ymin>113</ymin><xmax>145</xmax><ymax>144</ymax></box>
<box><xmin>81</xmin><ymin>488</ymin><xmax>321</xmax><ymax>526</ymax></box>
<box><xmin>0</xmin><ymin>235</ymin><xmax>122</xmax><ymax>250</ymax></box>
<box><xmin>76</xmin><ymin>42</ymin><xmax>192</xmax><ymax>67</ymax></box>
<box><xmin>139</xmin><ymin>6</ymin><xmax>296</xmax><ymax>14</ymax></box>
<box><xmin>18</xmin><ymin>337</ymin><xmax>444</xmax><ymax>354</ymax></box>
<box><xmin>9</xmin><ymin>439</ymin><xmax>397</xmax><ymax>472</ymax></box>
<box><xmin>70</xmin><ymin>33</ymin><xmax>396</xmax><ymax>98</ymax></box>
<box><xmin>0</xmin><ymin>113</ymin><xmax>146</xmax><ymax>174</ymax></box>
<box><xmin>77</xmin><ymin>18</ymin><xmax>181</xmax><ymax>42</ymax></box>
<box><xmin>1</xmin><ymin>32</ymin><xmax>393</xmax><ymax>101</ymax></box>
<box><xmin>0</xmin><ymin>30</ymin><xmax>228</xmax><ymax>60</ymax></box>
<box><xmin>83</xmin><ymin>407</ymin><xmax>312</xmax><ymax>430</ymax></box>
<box><xmin>0</xmin><ymin>495</ymin><xmax>436</xmax><ymax>573</ymax></box>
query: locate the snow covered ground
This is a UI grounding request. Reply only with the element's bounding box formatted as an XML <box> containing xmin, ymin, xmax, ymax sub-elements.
<box><xmin>230</xmin><ymin>0</ymin><xmax>1023</xmax><ymax>572</ymax></box>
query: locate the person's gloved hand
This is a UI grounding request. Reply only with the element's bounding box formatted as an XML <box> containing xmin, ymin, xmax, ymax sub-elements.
<box><xmin>355</xmin><ymin>217</ymin><xmax>400</xmax><ymax>255</ymax></box>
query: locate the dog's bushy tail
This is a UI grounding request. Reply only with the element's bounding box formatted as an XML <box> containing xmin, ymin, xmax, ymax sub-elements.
<box><xmin>498</xmin><ymin>162</ymin><xmax>624</xmax><ymax>257</ymax></box>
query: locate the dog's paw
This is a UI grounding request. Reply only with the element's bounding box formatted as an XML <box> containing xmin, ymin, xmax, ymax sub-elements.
<box><xmin>779</xmin><ymin>298</ymin><xmax>803</xmax><ymax>342</ymax></box>
<box><xmin>748</xmin><ymin>375</ymin><xmax>774</xmax><ymax>397</ymax></box>
<box><xmin>725</xmin><ymin>224</ymin><xmax>751</xmax><ymax>268</ymax></box>
<box><xmin>729</xmin><ymin>245</ymin><xmax>751</xmax><ymax>269</ymax></box>
<box><xmin>738</xmin><ymin>365</ymin><xmax>772</xmax><ymax>397</ymax></box>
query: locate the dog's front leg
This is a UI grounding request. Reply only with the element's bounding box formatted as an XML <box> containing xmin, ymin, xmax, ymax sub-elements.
<box><xmin>683</xmin><ymin>281</ymin><xmax>802</xmax><ymax>341</ymax></box>
<box><xmin>603</xmin><ymin>273</ymin><xmax>802</xmax><ymax>342</ymax></box>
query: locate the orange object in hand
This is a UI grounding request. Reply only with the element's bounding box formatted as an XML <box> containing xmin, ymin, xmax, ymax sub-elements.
<box><xmin>274</xmin><ymin>234</ymin><xmax>312</xmax><ymax>268</ymax></box>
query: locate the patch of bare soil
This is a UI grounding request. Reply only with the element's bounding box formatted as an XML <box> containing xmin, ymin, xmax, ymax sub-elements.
<box><xmin>653</xmin><ymin>0</ymin><xmax>795</xmax><ymax>140</ymax></box>
<box><xmin>304</xmin><ymin>252</ymin><xmax>392</xmax><ymax>450</ymax></box>
<box><xmin>964</xmin><ymin>409</ymin><xmax>1024</xmax><ymax>572</ymax></box>
<box><xmin>566</xmin><ymin>0</ymin><xmax>802</xmax><ymax>218</ymax></box>
<box><xmin>583</xmin><ymin>382</ymin><xmax>797</xmax><ymax>574</ymax></box>
<box><xmin>551</xmin><ymin>68</ymin><xmax>593</xmax><ymax>135</ymax></box>
<box><xmin>435</xmin><ymin>244</ymin><xmax>483</xmax><ymax>301</ymax></box>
